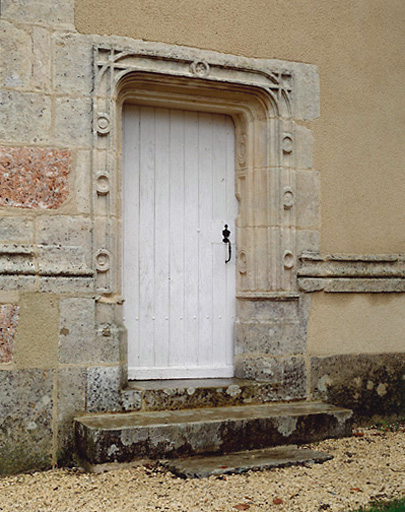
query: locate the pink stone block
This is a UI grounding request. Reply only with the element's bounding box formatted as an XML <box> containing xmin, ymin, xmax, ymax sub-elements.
<box><xmin>0</xmin><ymin>147</ymin><xmax>71</xmax><ymax>209</ymax></box>
<box><xmin>0</xmin><ymin>305</ymin><xmax>19</xmax><ymax>363</ymax></box>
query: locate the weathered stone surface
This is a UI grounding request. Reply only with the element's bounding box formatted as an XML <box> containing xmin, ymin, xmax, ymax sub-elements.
<box><xmin>296</xmin><ymin>229</ymin><xmax>320</xmax><ymax>255</ymax></box>
<box><xmin>295</xmin><ymin>170</ymin><xmax>320</xmax><ymax>229</ymax></box>
<box><xmin>0</xmin><ymin>369</ymin><xmax>54</xmax><ymax>474</ymax></box>
<box><xmin>164</xmin><ymin>446</ymin><xmax>333</xmax><ymax>478</ymax></box>
<box><xmin>0</xmin><ymin>21</ymin><xmax>31</xmax><ymax>89</ymax></box>
<box><xmin>75</xmin><ymin>150</ymin><xmax>92</xmax><ymax>214</ymax></box>
<box><xmin>75</xmin><ymin>401</ymin><xmax>351</xmax><ymax>464</ymax></box>
<box><xmin>37</xmin><ymin>216</ymin><xmax>92</xmax><ymax>261</ymax></box>
<box><xmin>0</xmin><ymin>218</ymin><xmax>34</xmax><ymax>244</ymax></box>
<box><xmin>0</xmin><ymin>275</ymin><xmax>37</xmax><ymax>292</ymax></box>
<box><xmin>32</xmin><ymin>27</ymin><xmax>51</xmax><ymax>92</ymax></box>
<box><xmin>14</xmin><ymin>293</ymin><xmax>59</xmax><ymax>368</ymax></box>
<box><xmin>235</xmin><ymin>355</ymin><xmax>307</xmax><ymax>400</ymax></box>
<box><xmin>1</xmin><ymin>0</ymin><xmax>74</xmax><ymax>27</ymax></box>
<box><xmin>298</xmin><ymin>253</ymin><xmax>405</xmax><ymax>292</ymax></box>
<box><xmin>57</xmin><ymin>366</ymin><xmax>87</xmax><ymax>466</ymax></box>
<box><xmin>54</xmin><ymin>97</ymin><xmax>92</xmax><ymax>146</ymax></box>
<box><xmin>294</xmin><ymin>125</ymin><xmax>313</xmax><ymax>169</ymax></box>
<box><xmin>39</xmin><ymin>276</ymin><xmax>94</xmax><ymax>293</ymax></box>
<box><xmin>235</xmin><ymin>319</ymin><xmax>306</xmax><ymax>356</ymax></box>
<box><xmin>0</xmin><ymin>91</ymin><xmax>51</xmax><ymax>144</ymax></box>
<box><xmin>310</xmin><ymin>353</ymin><xmax>405</xmax><ymax>422</ymax></box>
<box><xmin>54</xmin><ymin>33</ymin><xmax>92</xmax><ymax>96</ymax></box>
<box><xmin>59</xmin><ymin>298</ymin><xmax>95</xmax><ymax>364</ymax></box>
<box><xmin>37</xmin><ymin>245</ymin><xmax>94</xmax><ymax>277</ymax></box>
<box><xmin>0</xmin><ymin>305</ymin><xmax>19</xmax><ymax>363</ymax></box>
<box><xmin>122</xmin><ymin>378</ymin><xmax>303</xmax><ymax>413</ymax></box>
<box><xmin>0</xmin><ymin>147</ymin><xmax>71</xmax><ymax>209</ymax></box>
<box><xmin>94</xmin><ymin>323</ymin><xmax>123</xmax><ymax>364</ymax></box>
<box><xmin>87</xmin><ymin>366</ymin><xmax>122</xmax><ymax>413</ymax></box>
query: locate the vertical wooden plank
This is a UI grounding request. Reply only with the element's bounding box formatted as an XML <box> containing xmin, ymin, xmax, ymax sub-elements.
<box><xmin>225</xmin><ymin>116</ymin><xmax>237</xmax><ymax>367</ymax></box>
<box><xmin>138</xmin><ymin>106</ymin><xmax>156</xmax><ymax>367</ymax></box>
<box><xmin>198</xmin><ymin>112</ymin><xmax>214</xmax><ymax>367</ymax></box>
<box><xmin>183</xmin><ymin>111</ymin><xmax>200</xmax><ymax>366</ymax></box>
<box><xmin>154</xmin><ymin>108</ymin><xmax>170</xmax><ymax>367</ymax></box>
<box><xmin>211</xmin><ymin>114</ymin><xmax>228</xmax><ymax>367</ymax></box>
<box><xmin>168</xmin><ymin>109</ymin><xmax>185</xmax><ymax>366</ymax></box>
<box><xmin>122</xmin><ymin>105</ymin><xmax>141</xmax><ymax>371</ymax></box>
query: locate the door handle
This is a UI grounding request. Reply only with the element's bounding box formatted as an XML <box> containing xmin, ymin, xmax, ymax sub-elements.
<box><xmin>222</xmin><ymin>224</ymin><xmax>232</xmax><ymax>264</ymax></box>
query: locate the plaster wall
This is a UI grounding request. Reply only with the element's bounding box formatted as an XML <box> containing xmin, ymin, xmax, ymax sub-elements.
<box><xmin>75</xmin><ymin>0</ymin><xmax>405</xmax><ymax>254</ymax></box>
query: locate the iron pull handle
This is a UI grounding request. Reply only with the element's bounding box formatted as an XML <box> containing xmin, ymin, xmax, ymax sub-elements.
<box><xmin>222</xmin><ymin>224</ymin><xmax>232</xmax><ymax>264</ymax></box>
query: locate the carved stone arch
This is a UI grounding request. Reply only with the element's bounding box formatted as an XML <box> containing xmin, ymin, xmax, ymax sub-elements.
<box><xmin>91</xmin><ymin>42</ymin><xmax>314</xmax><ymax>386</ymax></box>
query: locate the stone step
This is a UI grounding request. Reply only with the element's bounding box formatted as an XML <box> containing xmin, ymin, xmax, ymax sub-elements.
<box><xmin>121</xmin><ymin>378</ymin><xmax>293</xmax><ymax>412</ymax></box>
<box><xmin>75</xmin><ymin>401</ymin><xmax>352</xmax><ymax>466</ymax></box>
<box><xmin>163</xmin><ymin>445</ymin><xmax>333</xmax><ymax>478</ymax></box>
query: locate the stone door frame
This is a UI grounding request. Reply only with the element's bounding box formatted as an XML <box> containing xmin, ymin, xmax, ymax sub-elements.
<box><xmin>91</xmin><ymin>42</ymin><xmax>319</xmax><ymax>389</ymax></box>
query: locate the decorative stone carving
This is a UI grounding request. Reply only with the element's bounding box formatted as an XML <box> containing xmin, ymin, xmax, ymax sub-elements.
<box><xmin>282</xmin><ymin>134</ymin><xmax>293</xmax><ymax>154</ymax></box>
<box><xmin>95</xmin><ymin>249</ymin><xmax>111</xmax><ymax>273</ymax></box>
<box><xmin>190</xmin><ymin>60</ymin><xmax>210</xmax><ymax>77</ymax></box>
<box><xmin>95</xmin><ymin>172</ymin><xmax>110</xmax><ymax>195</ymax></box>
<box><xmin>283</xmin><ymin>250</ymin><xmax>295</xmax><ymax>269</ymax></box>
<box><xmin>237</xmin><ymin>249</ymin><xmax>248</xmax><ymax>274</ymax></box>
<box><xmin>298</xmin><ymin>253</ymin><xmax>405</xmax><ymax>292</ymax></box>
<box><xmin>283</xmin><ymin>187</ymin><xmax>295</xmax><ymax>209</ymax></box>
<box><xmin>237</xmin><ymin>134</ymin><xmax>247</xmax><ymax>168</ymax></box>
<box><xmin>96</xmin><ymin>113</ymin><xmax>111</xmax><ymax>135</ymax></box>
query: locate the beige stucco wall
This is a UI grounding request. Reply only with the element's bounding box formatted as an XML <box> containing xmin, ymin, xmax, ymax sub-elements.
<box><xmin>75</xmin><ymin>0</ymin><xmax>405</xmax><ymax>356</ymax></box>
<box><xmin>308</xmin><ymin>293</ymin><xmax>405</xmax><ymax>356</ymax></box>
<box><xmin>75</xmin><ymin>0</ymin><xmax>405</xmax><ymax>255</ymax></box>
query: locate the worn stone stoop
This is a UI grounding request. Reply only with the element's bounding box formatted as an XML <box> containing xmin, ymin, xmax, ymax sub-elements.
<box><xmin>74</xmin><ymin>397</ymin><xmax>353</xmax><ymax>470</ymax></box>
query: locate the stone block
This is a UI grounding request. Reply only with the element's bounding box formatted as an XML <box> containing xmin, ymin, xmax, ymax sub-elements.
<box><xmin>94</xmin><ymin>323</ymin><xmax>123</xmax><ymax>364</ymax></box>
<box><xmin>75</xmin><ymin>150</ymin><xmax>92</xmax><ymax>214</ymax></box>
<box><xmin>39</xmin><ymin>276</ymin><xmax>94</xmax><ymax>293</ymax></box>
<box><xmin>290</xmin><ymin>62</ymin><xmax>320</xmax><ymax>121</ymax></box>
<box><xmin>0</xmin><ymin>275</ymin><xmax>38</xmax><ymax>292</ymax></box>
<box><xmin>32</xmin><ymin>27</ymin><xmax>52</xmax><ymax>92</ymax></box>
<box><xmin>310</xmin><ymin>353</ymin><xmax>405</xmax><ymax>421</ymax></box>
<box><xmin>0</xmin><ymin>217</ymin><xmax>34</xmax><ymax>243</ymax></box>
<box><xmin>295</xmin><ymin>170</ymin><xmax>320</xmax><ymax>229</ymax></box>
<box><xmin>0</xmin><ymin>91</ymin><xmax>51</xmax><ymax>144</ymax></box>
<box><xmin>36</xmin><ymin>215</ymin><xmax>92</xmax><ymax>265</ymax></box>
<box><xmin>38</xmin><ymin>245</ymin><xmax>93</xmax><ymax>277</ymax></box>
<box><xmin>236</xmin><ymin>298</ymin><xmax>301</xmax><ymax>322</ymax></box>
<box><xmin>0</xmin><ymin>147</ymin><xmax>71</xmax><ymax>209</ymax></box>
<box><xmin>294</xmin><ymin>125</ymin><xmax>313</xmax><ymax>169</ymax></box>
<box><xmin>1</xmin><ymin>0</ymin><xmax>74</xmax><ymax>27</ymax></box>
<box><xmin>296</xmin><ymin>229</ymin><xmax>320</xmax><ymax>255</ymax></box>
<box><xmin>59</xmin><ymin>298</ymin><xmax>95</xmax><ymax>364</ymax></box>
<box><xmin>54</xmin><ymin>97</ymin><xmax>92</xmax><ymax>147</ymax></box>
<box><xmin>0</xmin><ymin>21</ymin><xmax>31</xmax><ymax>89</ymax></box>
<box><xmin>54</xmin><ymin>33</ymin><xmax>92</xmax><ymax>96</ymax></box>
<box><xmin>236</xmin><ymin>319</ymin><xmax>306</xmax><ymax>356</ymax></box>
<box><xmin>87</xmin><ymin>366</ymin><xmax>122</xmax><ymax>413</ymax></box>
<box><xmin>57</xmin><ymin>366</ymin><xmax>87</xmax><ymax>466</ymax></box>
<box><xmin>0</xmin><ymin>305</ymin><xmax>19</xmax><ymax>363</ymax></box>
<box><xmin>235</xmin><ymin>355</ymin><xmax>307</xmax><ymax>400</ymax></box>
<box><xmin>0</xmin><ymin>369</ymin><xmax>54</xmax><ymax>474</ymax></box>
<box><xmin>14</xmin><ymin>293</ymin><xmax>59</xmax><ymax>368</ymax></box>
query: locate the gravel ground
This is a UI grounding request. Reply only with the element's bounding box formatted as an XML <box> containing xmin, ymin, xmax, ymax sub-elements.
<box><xmin>0</xmin><ymin>427</ymin><xmax>404</xmax><ymax>512</ymax></box>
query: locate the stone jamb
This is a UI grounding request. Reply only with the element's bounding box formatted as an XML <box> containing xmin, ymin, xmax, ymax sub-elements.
<box><xmin>90</xmin><ymin>42</ymin><xmax>318</xmax><ymax>387</ymax></box>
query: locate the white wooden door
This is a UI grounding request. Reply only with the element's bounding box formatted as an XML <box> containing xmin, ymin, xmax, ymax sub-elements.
<box><xmin>123</xmin><ymin>105</ymin><xmax>237</xmax><ymax>379</ymax></box>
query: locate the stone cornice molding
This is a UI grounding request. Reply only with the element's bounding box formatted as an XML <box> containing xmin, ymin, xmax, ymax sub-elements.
<box><xmin>298</xmin><ymin>253</ymin><xmax>405</xmax><ymax>292</ymax></box>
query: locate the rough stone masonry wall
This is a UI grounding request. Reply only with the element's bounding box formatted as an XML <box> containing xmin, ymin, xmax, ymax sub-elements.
<box><xmin>0</xmin><ymin>0</ymin><xmax>127</xmax><ymax>474</ymax></box>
